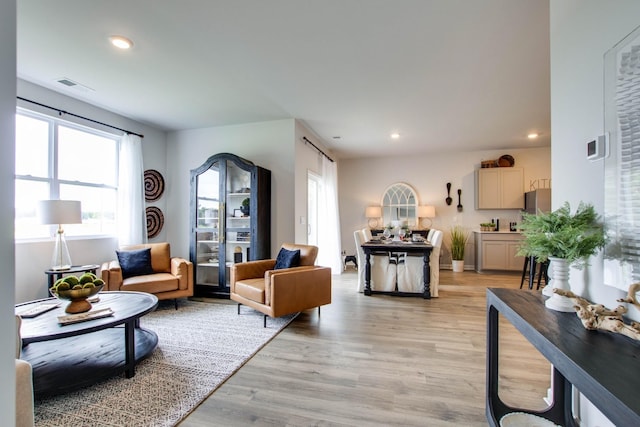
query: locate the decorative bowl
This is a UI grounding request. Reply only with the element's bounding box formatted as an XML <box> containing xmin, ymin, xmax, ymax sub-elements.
<box><xmin>51</xmin><ymin>284</ymin><xmax>104</xmax><ymax>314</ymax></box>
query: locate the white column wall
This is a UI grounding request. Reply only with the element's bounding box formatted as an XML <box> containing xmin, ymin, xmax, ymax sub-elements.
<box><xmin>0</xmin><ymin>0</ymin><xmax>17</xmax><ymax>423</ymax></box>
<box><xmin>550</xmin><ymin>1</ymin><xmax>640</xmax><ymax>425</ymax></box>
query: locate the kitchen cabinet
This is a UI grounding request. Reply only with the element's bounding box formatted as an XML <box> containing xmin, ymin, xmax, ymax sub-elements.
<box><xmin>476</xmin><ymin>168</ymin><xmax>524</xmax><ymax>209</ymax></box>
<box><xmin>474</xmin><ymin>231</ymin><xmax>524</xmax><ymax>272</ymax></box>
<box><xmin>190</xmin><ymin>153</ymin><xmax>271</xmax><ymax>298</ymax></box>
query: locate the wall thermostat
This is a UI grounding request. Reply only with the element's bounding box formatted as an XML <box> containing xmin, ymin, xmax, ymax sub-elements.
<box><xmin>587</xmin><ymin>133</ymin><xmax>609</xmax><ymax>161</ymax></box>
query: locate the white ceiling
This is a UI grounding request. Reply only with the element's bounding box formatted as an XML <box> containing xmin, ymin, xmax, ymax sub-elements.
<box><xmin>17</xmin><ymin>0</ymin><xmax>550</xmax><ymax>159</ymax></box>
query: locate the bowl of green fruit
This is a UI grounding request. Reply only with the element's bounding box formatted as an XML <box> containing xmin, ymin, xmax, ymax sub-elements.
<box><xmin>50</xmin><ymin>273</ymin><xmax>105</xmax><ymax>314</ymax></box>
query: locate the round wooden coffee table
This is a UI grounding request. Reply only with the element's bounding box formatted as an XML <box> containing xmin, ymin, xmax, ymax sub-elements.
<box><xmin>17</xmin><ymin>291</ymin><xmax>158</xmax><ymax>397</ymax></box>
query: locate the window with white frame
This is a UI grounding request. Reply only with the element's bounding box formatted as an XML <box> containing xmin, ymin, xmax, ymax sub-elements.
<box><xmin>15</xmin><ymin>109</ymin><xmax>119</xmax><ymax>239</ymax></box>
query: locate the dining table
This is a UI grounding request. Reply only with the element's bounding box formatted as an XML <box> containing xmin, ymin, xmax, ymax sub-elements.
<box><xmin>361</xmin><ymin>239</ymin><xmax>433</xmax><ymax>299</ymax></box>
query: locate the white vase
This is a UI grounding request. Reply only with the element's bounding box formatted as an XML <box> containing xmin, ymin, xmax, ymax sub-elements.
<box><xmin>544</xmin><ymin>257</ymin><xmax>576</xmax><ymax>312</ymax></box>
<box><xmin>452</xmin><ymin>260</ymin><xmax>464</xmax><ymax>272</ymax></box>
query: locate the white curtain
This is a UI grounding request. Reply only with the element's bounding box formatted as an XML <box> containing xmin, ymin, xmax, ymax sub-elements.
<box><xmin>317</xmin><ymin>156</ymin><xmax>342</xmax><ymax>273</ymax></box>
<box><xmin>117</xmin><ymin>133</ymin><xmax>147</xmax><ymax>246</ymax></box>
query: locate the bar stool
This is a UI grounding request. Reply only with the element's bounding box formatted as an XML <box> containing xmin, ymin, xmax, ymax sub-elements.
<box><xmin>520</xmin><ymin>256</ymin><xmax>549</xmax><ymax>290</ymax></box>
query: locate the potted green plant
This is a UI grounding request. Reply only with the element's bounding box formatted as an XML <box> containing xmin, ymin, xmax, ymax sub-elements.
<box><xmin>449</xmin><ymin>225</ymin><xmax>469</xmax><ymax>272</ymax></box>
<box><xmin>240</xmin><ymin>197</ymin><xmax>250</xmax><ymax>216</ymax></box>
<box><xmin>517</xmin><ymin>201</ymin><xmax>605</xmax><ymax>311</ymax></box>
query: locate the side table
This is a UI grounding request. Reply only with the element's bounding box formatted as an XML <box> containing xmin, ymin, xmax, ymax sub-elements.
<box><xmin>44</xmin><ymin>264</ymin><xmax>100</xmax><ymax>288</ymax></box>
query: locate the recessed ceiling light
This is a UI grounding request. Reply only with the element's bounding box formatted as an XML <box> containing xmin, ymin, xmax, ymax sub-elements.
<box><xmin>390</xmin><ymin>132</ymin><xmax>400</xmax><ymax>139</ymax></box>
<box><xmin>527</xmin><ymin>132</ymin><xmax>539</xmax><ymax>140</ymax></box>
<box><xmin>109</xmin><ymin>35</ymin><xmax>133</xmax><ymax>50</ymax></box>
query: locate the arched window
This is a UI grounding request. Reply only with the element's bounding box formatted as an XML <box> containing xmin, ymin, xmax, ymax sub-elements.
<box><xmin>381</xmin><ymin>183</ymin><xmax>418</xmax><ymax>228</ymax></box>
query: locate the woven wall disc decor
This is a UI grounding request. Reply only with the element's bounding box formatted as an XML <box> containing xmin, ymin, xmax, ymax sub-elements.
<box><xmin>144</xmin><ymin>169</ymin><xmax>165</xmax><ymax>202</ymax></box>
<box><xmin>146</xmin><ymin>206</ymin><xmax>164</xmax><ymax>238</ymax></box>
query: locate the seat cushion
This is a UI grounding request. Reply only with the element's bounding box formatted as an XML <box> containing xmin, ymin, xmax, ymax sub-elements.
<box><xmin>116</xmin><ymin>248</ymin><xmax>154</xmax><ymax>278</ymax></box>
<box><xmin>233</xmin><ymin>278</ymin><xmax>266</xmax><ymax>304</ymax></box>
<box><xmin>122</xmin><ymin>273</ymin><xmax>179</xmax><ymax>293</ymax></box>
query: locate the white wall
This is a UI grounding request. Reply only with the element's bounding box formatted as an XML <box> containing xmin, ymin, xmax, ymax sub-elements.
<box><xmin>1</xmin><ymin>0</ymin><xmax>16</xmax><ymax>423</ymax></box>
<box><xmin>165</xmin><ymin>119</ymin><xmax>296</xmax><ymax>258</ymax></box>
<box><xmin>550</xmin><ymin>1</ymin><xmax>640</xmax><ymax>425</ymax></box>
<box><xmin>550</xmin><ymin>0</ymin><xmax>640</xmax><ymax>308</ymax></box>
<box><xmin>14</xmin><ymin>80</ymin><xmax>168</xmax><ymax>303</ymax></box>
<box><xmin>338</xmin><ymin>147</ymin><xmax>550</xmax><ymax>267</ymax></box>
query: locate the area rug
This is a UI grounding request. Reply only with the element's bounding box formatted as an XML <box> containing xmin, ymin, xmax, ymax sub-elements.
<box><xmin>33</xmin><ymin>299</ymin><xmax>297</xmax><ymax>427</ymax></box>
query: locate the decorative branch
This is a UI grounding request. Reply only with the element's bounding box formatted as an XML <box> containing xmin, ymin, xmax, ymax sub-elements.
<box><xmin>617</xmin><ymin>282</ymin><xmax>640</xmax><ymax>308</ymax></box>
<box><xmin>554</xmin><ymin>288</ymin><xmax>640</xmax><ymax>341</ymax></box>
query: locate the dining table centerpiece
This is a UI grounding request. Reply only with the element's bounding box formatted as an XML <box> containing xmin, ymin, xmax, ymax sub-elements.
<box><xmin>517</xmin><ymin>201</ymin><xmax>605</xmax><ymax>312</ymax></box>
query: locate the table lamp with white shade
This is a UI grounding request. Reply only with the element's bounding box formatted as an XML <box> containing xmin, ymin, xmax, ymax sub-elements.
<box><xmin>365</xmin><ymin>206</ymin><xmax>382</xmax><ymax>228</ymax></box>
<box><xmin>37</xmin><ymin>200</ymin><xmax>82</xmax><ymax>271</ymax></box>
<box><xmin>418</xmin><ymin>205</ymin><xmax>436</xmax><ymax>228</ymax></box>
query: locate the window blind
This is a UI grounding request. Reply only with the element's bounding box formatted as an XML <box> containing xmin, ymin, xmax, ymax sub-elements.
<box><xmin>604</xmin><ymin>28</ymin><xmax>640</xmax><ymax>291</ymax></box>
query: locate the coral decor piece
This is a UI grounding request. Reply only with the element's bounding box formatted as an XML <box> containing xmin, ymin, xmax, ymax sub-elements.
<box><xmin>554</xmin><ymin>288</ymin><xmax>640</xmax><ymax>342</ymax></box>
<box><xmin>617</xmin><ymin>282</ymin><xmax>640</xmax><ymax>307</ymax></box>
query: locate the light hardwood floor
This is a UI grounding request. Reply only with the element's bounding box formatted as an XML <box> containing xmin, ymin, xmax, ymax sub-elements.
<box><xmin>179</xmin><ymin>269</ymin><xmax>551</xmax><ymax>426</ymax></box>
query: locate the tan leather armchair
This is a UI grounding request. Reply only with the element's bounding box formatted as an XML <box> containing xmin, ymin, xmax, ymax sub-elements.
<box><xmin>230</xmin><ymin>243</ymin><xmax>332</xmax><ymax>327</ymax></box>
<box><xmin>101</xmin><ymin>242</ymin><xmax>193</xmax><ymax>307</ymax></box>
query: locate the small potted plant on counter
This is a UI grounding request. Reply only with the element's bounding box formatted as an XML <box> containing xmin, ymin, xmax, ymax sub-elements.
<box><xmin>449</xmin><ymin>225</ymin><xmax>469</xmax><ymax>272</ymax></box>
<box><xmin>480</xmin><ymin>223</ymin><xmax>495</xmax><ymax>232</ymax></box>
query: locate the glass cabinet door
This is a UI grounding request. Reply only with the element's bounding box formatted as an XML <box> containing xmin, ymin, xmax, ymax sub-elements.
<box><xmin>194</xmin><ymin>163</ymin><xmax>221</xmax><ymax>287</ymax></box>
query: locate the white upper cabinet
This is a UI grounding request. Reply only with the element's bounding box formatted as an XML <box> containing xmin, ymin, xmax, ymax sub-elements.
<box><xmin>475</xmin><ymin>168</ymin><xmax>524</xmax><ymax>210</ymax></box>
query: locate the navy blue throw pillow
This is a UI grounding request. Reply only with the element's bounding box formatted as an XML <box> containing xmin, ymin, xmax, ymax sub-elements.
<box><xmin>274</xmin><ymin>248</ymin><xmax>301</xmax><ymax>270</ymax></box>
<box><xmin>116</xmin><ymin>248</ymin><xmax>154</xmax><ymax>278</ymax></box>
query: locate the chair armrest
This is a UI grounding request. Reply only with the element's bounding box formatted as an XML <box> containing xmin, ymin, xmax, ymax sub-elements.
<box><xmin>16</xmin><ymin>359</ymin><xmax>34</xmax><ymax>427</ymax></box>
<box><xmin>267</xmin><ymin>266</ymin><xmax>332</xmax><ymax>313</ymax></box>
<box><xmin>170</xmin><ymin>257</ymin><xmax>193</xmax><ymax>291</ymax></box>
<box><xmin>101</xmin><ymin>260</ymin><xmax>123</xmax><ymax>291</ymax></box>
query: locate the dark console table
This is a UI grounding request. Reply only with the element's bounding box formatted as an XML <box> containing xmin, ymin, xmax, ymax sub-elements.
<box><xmin>486</xmin><ymin>288</ymin><xmax>640</xmax><ymax>426</ymax></box>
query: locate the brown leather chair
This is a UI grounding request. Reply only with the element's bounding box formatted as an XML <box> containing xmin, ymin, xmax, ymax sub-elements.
<box><xmin>230</xmin><ymin>243</ymin><xmax>332</xmax><ymax>327</ymax></box>
<box><xmin>101</xmin><ymin>242</ymin><xmax>193</xmax><ymax>307</ymax></box>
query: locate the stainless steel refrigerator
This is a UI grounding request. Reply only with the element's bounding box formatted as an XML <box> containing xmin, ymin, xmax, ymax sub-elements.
<box><xmin>524</xmin><ymin>188</ymin><xmax>551</xmax><ymax>214</ymax></box>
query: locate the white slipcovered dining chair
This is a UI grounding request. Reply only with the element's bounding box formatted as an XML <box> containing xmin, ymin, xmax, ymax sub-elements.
<box><xmin>397</xmin><ymin>229</ymin><xmax>443</xmax><ymax>297</ymax></box>
<box><xmin>354</xmin><ymin>229</ymin><xmax>396</xmax><ymax>292</ymax></box>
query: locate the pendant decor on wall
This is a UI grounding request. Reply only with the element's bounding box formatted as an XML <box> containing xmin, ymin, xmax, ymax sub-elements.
<box><xmin>144</xmin><ymin>169</ymin><xmax>165</xmax><ymax>202</ymax></box>
<box><xmin>146</xmin><ymin>206</ymin><xmax>164</xmax><ymax>238</ymax></box>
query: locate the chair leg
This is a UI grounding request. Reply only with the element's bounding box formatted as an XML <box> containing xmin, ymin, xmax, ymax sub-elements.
<box><xmin>264</xmin><ymin>315</ymin><xmax>267</xmax><ymax>328</ymax></box>
<box><xmin>528</xmin><ymin>256</ymin><xmax>537</xmax><ymax>290</ymax></box>
<box><xmin>237</xmin><ymin>303</ymin><xmax>241</xmax><ymax>315</ymax></box>
<box><xmin>520</xmin><ymin>256</ymin><xmax>530</xmax><ymax>289</ymax></box>
<box><xmin>537</xmin><ymin>261</ymin><xmax>549</xmax><ymax>290</ymax></box>
<box><xmin>318</xmin><ymin>306</ymin><xmax>321</xmax><ymax>317</ymax></box>
<box><xmin>174</xmin><ymin>299</ymin><xmax>178</xmax><ymax>310</ymax></box>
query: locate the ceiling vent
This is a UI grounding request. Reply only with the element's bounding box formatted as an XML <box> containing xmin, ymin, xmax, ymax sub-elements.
<box><xmin>55</xmin><ymin>77</ymin><xmax>94</xmax><ymax>93</ymax></box>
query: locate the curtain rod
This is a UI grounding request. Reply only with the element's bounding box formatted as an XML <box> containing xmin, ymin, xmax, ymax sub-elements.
<box><xmin>302</xmin><ymin>136</ymin><xmax>334</xmax><ymax>162</ymax></box>
<box><xmin>17</xmin><ymin>96</ymin><xmax>144</xmax><ymax>138</ymax></box>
